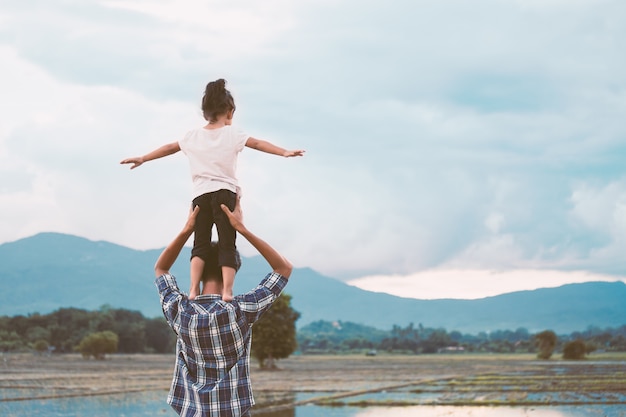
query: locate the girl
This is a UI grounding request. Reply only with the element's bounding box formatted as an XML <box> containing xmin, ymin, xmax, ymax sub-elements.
<box><xmin>121</xmin><ymin>79</ymin><xmax>304</xmax><ymax>301</ymax></box>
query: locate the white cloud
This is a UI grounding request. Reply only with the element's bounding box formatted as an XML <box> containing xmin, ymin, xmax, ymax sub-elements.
<box><xmin>570</xmin><ymin>180</ymin><xmax>626</xmax><ymax>235</ymax></box>
<box><xmin>567</xmin><ymin>179</ymin><xmax>626</xmax><ymax>272</ymax></box>
<box><xmin>0</xmin><ymin>45</ymin><xmax>197</xmax><ymax>246</ymax></box>
<box><xmin>100</xmin><ymin>0</ymin><xmax>298</xmax><ymax>59</ymax></box>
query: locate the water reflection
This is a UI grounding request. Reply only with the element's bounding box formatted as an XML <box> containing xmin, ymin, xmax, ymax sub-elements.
<box><xmin>252</xmin><ymin>405</ymin><xmax>626</xmax><ymax>417</ymax></box>
<box><xmin>349</xmin><ymin>406</ymin><xmax>581</xmax><ymax>417</ymax></box>
<box><xmin>3</xmin><ymin>392</ymin><xmax>625</xmax><ymax>417</ymax></box>
<box><xmin>0</xmin><ymin>391</ymin><xmax>176</xmax><ymax>417</ymax></box>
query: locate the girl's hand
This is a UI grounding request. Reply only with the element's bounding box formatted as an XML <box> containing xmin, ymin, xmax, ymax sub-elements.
<box><xmin>120</xmin><ymin>157</ymin><xmax>144</xmax><ymax>169</ymax></box>
<box><xmin>284</xmin><ymin>149</ymin><xmax>306</xmax><ymax>157</ymax></box>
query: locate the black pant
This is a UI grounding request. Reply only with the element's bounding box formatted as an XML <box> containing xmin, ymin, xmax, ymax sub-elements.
<box><xmin>191</xmin><ymin>189</ymin><xmax>238</xmax><ymax>268</ymax></box>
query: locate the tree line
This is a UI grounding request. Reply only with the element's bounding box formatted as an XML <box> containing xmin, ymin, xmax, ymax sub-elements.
<box><xmin>297</xmin><ymin>321</ymin><xmax>626</xmax><ymax>358</ymax></box>
<box><xmin>0</xmin><ymin>295</ymin><xmax>300</xmax><ymax>366</ymax></box>
<box><xmin>0</xmin><ymin>305</ymin><xmax>175</xmax><ymax>355</ymax></box>
<box><xmin>2</xmin><ymin>303</ymin><xmax>626</xmax><ymax>362</ymax></box>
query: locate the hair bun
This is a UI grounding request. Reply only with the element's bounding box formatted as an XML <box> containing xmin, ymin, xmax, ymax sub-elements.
<box><xmin>201</xmin><ymin>78</ymin><xmax>235</xmax><ymax>122</ymax></box>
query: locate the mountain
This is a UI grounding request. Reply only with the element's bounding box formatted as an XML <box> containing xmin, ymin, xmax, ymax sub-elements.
<box><xmin>1</xmin><ymin>232</ymin><xmax>625</xmax><ymax>334</ymax></box>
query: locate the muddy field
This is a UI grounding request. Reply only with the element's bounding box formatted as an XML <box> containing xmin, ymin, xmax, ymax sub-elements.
<box><xmin>1</xmin><ymin>352</ymin><xmax>625</xmax><ymax>414</ymax></box>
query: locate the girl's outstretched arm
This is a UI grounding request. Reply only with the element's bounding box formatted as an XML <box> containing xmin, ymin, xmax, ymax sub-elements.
<box><xmin>120</xmin><ymin>142</ymin><xmax>181</xmax><ymax>169</ymax></box>
<box><xmin>245</xmin><ymin>137</ymin><xmax>305</xmax><ymax>158</ymax></box>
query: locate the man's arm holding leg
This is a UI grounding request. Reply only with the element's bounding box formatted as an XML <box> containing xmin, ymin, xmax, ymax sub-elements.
<box><xmin>220</xmin><ymin>202</ymin><xmax>292</xmax><ymax>279</ymax></box>
<box><xmin>154</xmin><ymin>206</ymin><xmax>199</xmax><ymax>277</ymax></box>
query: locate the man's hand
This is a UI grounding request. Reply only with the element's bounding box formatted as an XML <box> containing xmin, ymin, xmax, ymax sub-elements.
<box><xmin>154</xmin><ymin>205</ymin><xmax>200</xmax><ymax>277</ymax></box>
<box><xmin>221</xmin><ymin>198</ymin><xmax>292</xmax><ymax>277</ymax></box>
<box><xmin>120</xmin><ymin>157</ymin><xmax>145</xmax><ymax>169</ymax></box>
<box><xmin>183</xmin><ymin>206</ymin><xmax>200</xmax><ymax>234</ymax></box>
<box><xmin>220</xmin><ymin>200</ymin><xmax>244</xmax><ymax>233</ymax></box>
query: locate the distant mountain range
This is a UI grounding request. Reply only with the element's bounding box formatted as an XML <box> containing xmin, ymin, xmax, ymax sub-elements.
<box><xmin>1</xmin><ymin>232</ymin><xmax>625</xmax><ymax>334</ymax></box>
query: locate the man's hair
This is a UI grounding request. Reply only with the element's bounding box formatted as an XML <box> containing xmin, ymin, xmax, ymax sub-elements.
<box><xmin>201</xmin><ymin>241</ymin><xmax>242</xmax><ymax>283</ymax></box>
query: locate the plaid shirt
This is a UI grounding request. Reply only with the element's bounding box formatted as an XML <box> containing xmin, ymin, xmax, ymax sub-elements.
<box><xmin>155</xmin><ymin>272</ymin><xmax>288</xmax><ymax>417</ymax></box>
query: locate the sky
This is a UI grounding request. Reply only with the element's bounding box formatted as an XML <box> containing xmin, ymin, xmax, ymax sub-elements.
<box><xmin>1</xmin><ymin>0</ymin><xmax>625</xmax><ymax>300</ymax></box>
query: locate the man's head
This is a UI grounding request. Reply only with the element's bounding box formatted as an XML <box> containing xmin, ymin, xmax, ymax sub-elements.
<box><xmin>201</xmin><ymin>242</ymin><xmax>242</xmax><ymax>284</ymax></box>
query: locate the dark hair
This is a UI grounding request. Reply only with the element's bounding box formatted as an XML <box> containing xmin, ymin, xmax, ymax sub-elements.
<box><xmin>201</xmin><ymin>79</ymin><xmax>235</xmax><ymax>122</ymax></box>
<box><xmin>201</xmin><ymin>241</ymin><xmax>242</xmax><ymax>283</ymax></box>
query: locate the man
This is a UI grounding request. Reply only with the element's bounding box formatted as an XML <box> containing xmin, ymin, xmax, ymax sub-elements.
<box><xmin>154</xmin><ymin>200</ymin><xmax>293</xmax><ymax>417</ymax></box>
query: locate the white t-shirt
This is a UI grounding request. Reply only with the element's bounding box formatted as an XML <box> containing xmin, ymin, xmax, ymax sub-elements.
<box><xmin>178</xmin><ymin>126</ymin><xmax>249</xmax><ymax>199</ymax></box>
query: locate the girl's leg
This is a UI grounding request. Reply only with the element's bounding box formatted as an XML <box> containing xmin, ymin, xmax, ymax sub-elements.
<box><xmin>221</xmin><ymin>266</ymin><xmax>236</xmax><ymax>302</ymax></box>
<box><xmin>190</xmin><ymin>194</ymin><xmax>215</xmax><ymax>300</ymax></box>
<box><xmin>189</xmin><ymin>256</ymin><xmax>205</xmax><ymax>300</ymax></box>
<box><xmin>211</xmin><ymin>190</ymin><xmax>238</xmax><ymax>301</ymax></box>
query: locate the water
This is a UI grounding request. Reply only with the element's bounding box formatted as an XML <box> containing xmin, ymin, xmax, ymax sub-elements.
<box><xmin>0</xmin><ymin>391</ymin><xmax>175</xmax><ymax>417</ymax></box>
<box><xmin>2</xmin><ymin>392</ymin><xmax>625</xmax><ymax>417</ymax></box>
<box><xmin>302</xmin><ymin>406</ymin><xmax>625</xmax><ymax>417</ymax></box>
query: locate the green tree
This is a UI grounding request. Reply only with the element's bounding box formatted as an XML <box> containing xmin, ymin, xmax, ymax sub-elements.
<box><xmin>609</xmin><ymin>334</ymin><xmax>626</xmax><ymax>351</ymax></box>
<box><xmin>76</xmin><ymin>331</ymin><xmax>119</xmax><ymax>360</ymax></box>
<box><xmin>26</xmin><ymin>326</ymin><xmax>51</xmax><ymax>344</ymax></box>
<box><xmin>48</xmin><ymin>308</ymin><xmax>94</xmax><ymax>353</ymax></box>
<box><xmin>111</xmin><ymin>310</ymin><xmax>146</xmax><ymax>353</ymax></box>
<box><xmin>421</xmin><ymin>329</ymin><xmax>452</xmax><ymax>353</ymax></box>
<box><xmin>92</xmin><ymin>308</ymin><xmax>147</xmax><ymax>353</ymax></box>
<box><xmin>563</xmin><ymin>339</ymin><xmax>587</xmax><ymax>360</ymax></box>
<box><xmin>381</xmin><ymin>323</ymin><xmax>421</xmax><ymax>353</ymax></box>
<box><xmin>534</xmin><ymin>330</ymin><xmax>558</xmax><ymax>359</ymax></box>
<box><xmin>0</xmin><ymin>330</ymin><xmax>23</xmax><ymax>352</ymax></box>
<box><xmin>145</xmin><ymin>317</ymin><xmax>175</xmax><ymax>353</ymax></box>
<box><xmin>33</xmin><ymin>339</ymin><xmax>49</xmax><ymax>354</ymax></box>
<box><xmin>251</xmin><ymin>294</ymin><xmax>300</xmax><ymax>369</ymax></box>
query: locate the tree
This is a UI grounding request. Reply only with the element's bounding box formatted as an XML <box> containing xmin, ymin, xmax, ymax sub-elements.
<box><xmin>76</xmin><ymin>331</ymin><xmax>118</xmax><ymax>360</ymax></box>
<box><xmin>381</xmin><ymin>323</ymin><xmax>421</xmax><ymax>353</ymax></box>
<box><xmin>251</xmin><ymin>294</ymin><xmax>300</xmax><ymax>369</ymax></box>
<box><xmin>534</xmin><ymin>330</ymin><xmax>558</xmax><ymax>359</ymax></box>
<box><xmin>145</xmin><ymin>317</ymin><xmax>176</xmax><ymax>353</ymax></box>
<box><xmin>33</xmin><ymin>339</ymin><xmax>49</xmax><ymax>354</ymax></box>
<box><xmin>26</xmin><ymin>326</ymin><xmax>51</xmax><ymax>344</ymax></box>
<box><xmin>421</xmin><ymin>329</ymin><xmax>452</xmax><ymax>353</ymax></box>
<box><xmin>563</xmin><ymin>339</ymin><xmax>587</xmax><ymax>360</ymax></box>
<box><xmin>48</xmin><ymin>308</ymin><xmax>95</xmax><ymax>353</ymax></box>
<box><xmin>111</xmin><ymin>309</ymin><xmax>146</xmax><ymax>353</ymax></box>
<box><xmin>0</xmin><ymin>330</ymin><xmax>23</xmax><ymax>352</ymax></box>
<box><xmin>93</xmin><ymin>308</ymin><xmax>146</xmax><ymax>353</ymax></box>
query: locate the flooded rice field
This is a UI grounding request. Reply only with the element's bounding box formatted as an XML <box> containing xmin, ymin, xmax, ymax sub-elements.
<box><xmin>1</xmin><ymin>353</ymin><xmax>625</xmax><ymax>416</ymax></box>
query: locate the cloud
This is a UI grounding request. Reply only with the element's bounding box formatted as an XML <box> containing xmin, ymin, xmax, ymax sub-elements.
<box><xmin>567</xmin><ymin>178</ymin><xmax>626</xmax><ymax>274</ymax></box>
<box><xmin>1</xmin><ymin>0</ymin><xmax>626</xmax><ymax>295</ymax></box>
<box><xmin>0</xmin><ymin>44</ymin><xmax>196</xmax><ymax>245</ymax></box>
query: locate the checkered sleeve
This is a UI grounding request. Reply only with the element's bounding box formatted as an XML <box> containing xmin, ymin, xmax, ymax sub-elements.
<box><xmin>154</xmin><ymin>273</ymin><xmax>184</xmax><ymax>335</ymax></box>
<box><xmin>236</xmin><ymin>272</ymin><xmax>288</xmax><ymax>324</ymax></box>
